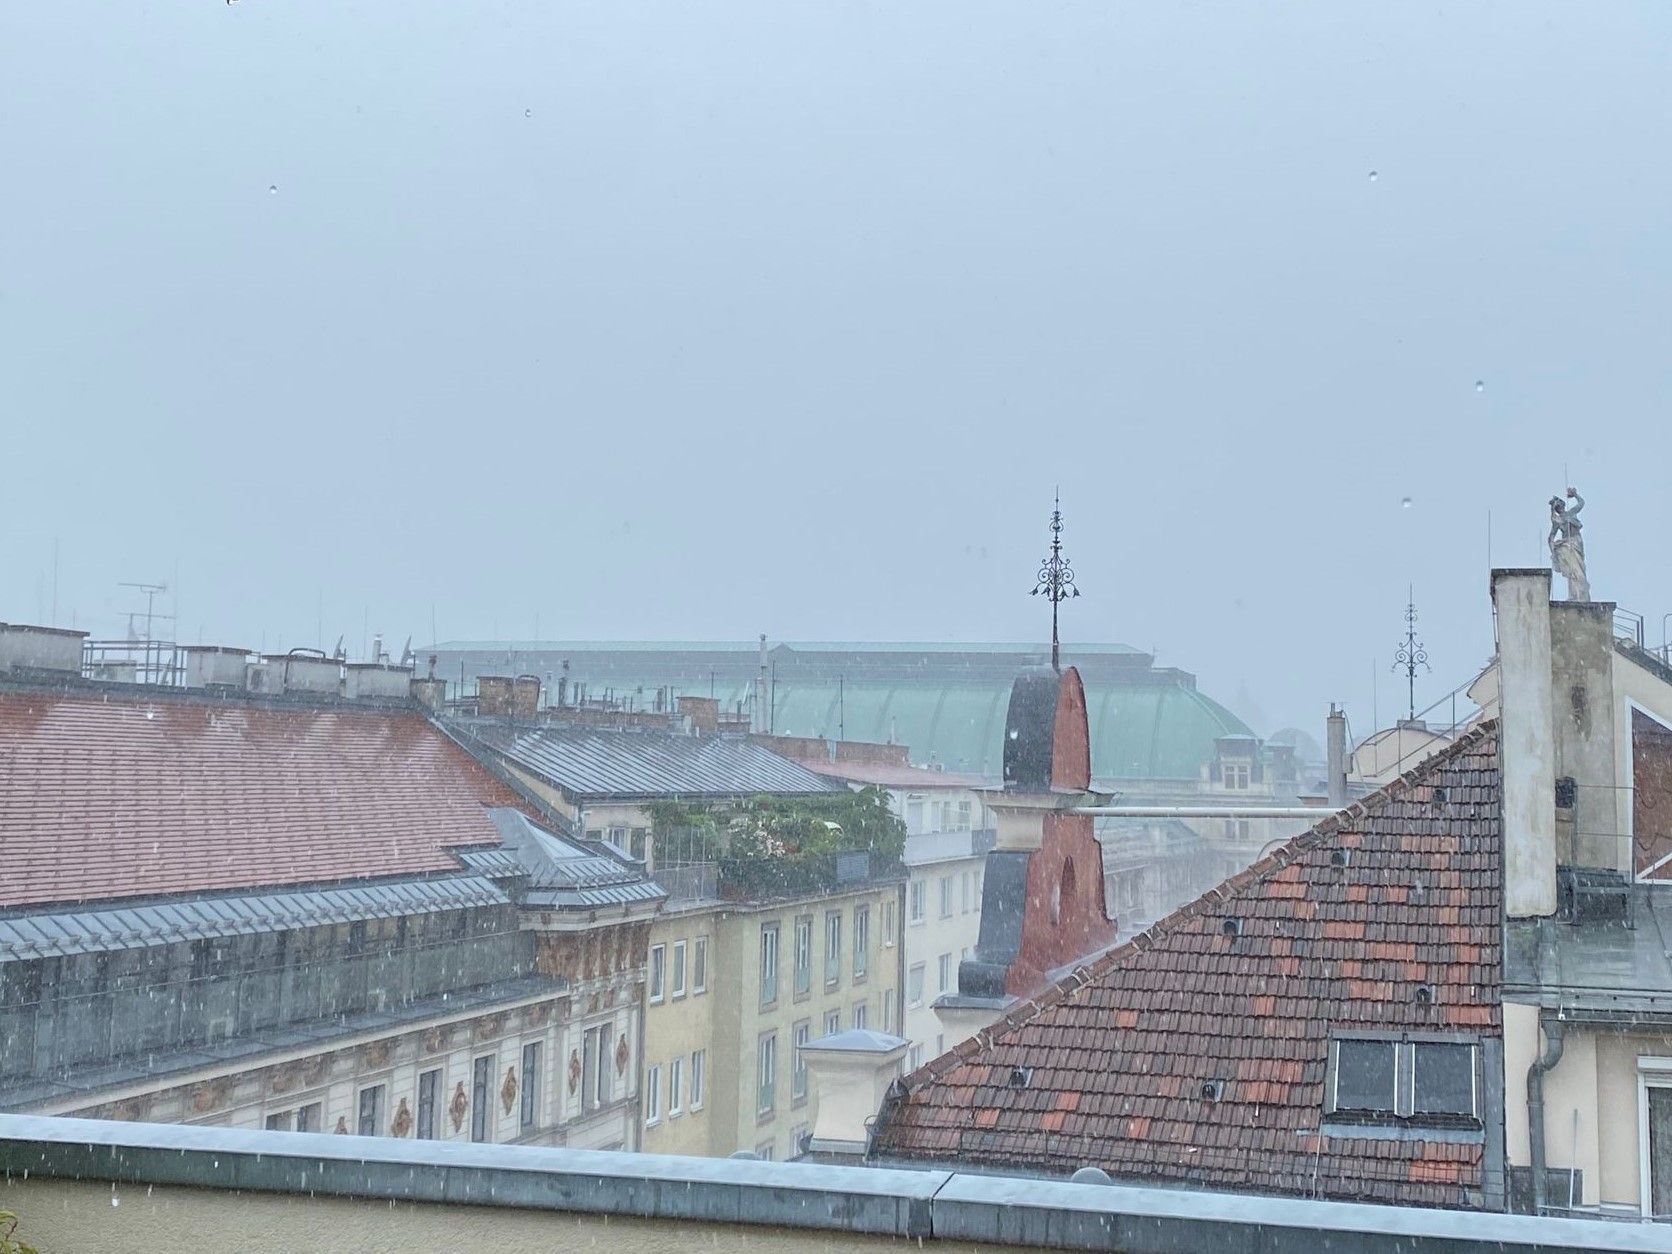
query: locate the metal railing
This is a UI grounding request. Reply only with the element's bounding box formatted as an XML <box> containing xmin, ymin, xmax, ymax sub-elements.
<box><xmin>651</xmin><ymin>863</ymin><xmax>718</xmax><ymax>904</ymax></box>
<box><xmin>82</xmin><ymin>639</ymin><xmax>185</xmax><ymax>688</ymax></box>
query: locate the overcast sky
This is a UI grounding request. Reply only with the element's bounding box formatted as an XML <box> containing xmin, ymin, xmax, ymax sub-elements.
<box><xmin>3</xmin><ymin>1</ymin><xmax>1669</xmax><ymax>738</ymax></box>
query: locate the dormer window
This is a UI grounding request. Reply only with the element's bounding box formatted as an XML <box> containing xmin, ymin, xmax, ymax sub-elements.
<box><xmin>1222</xmin><ymin>762</ymin><xmax>1251</xmax><ymax>790</ymax></box>
<box><xmin>1327</xmin><ymin>1034</ymin><xmax>1480</xmax><ymax>1126</ymax></box>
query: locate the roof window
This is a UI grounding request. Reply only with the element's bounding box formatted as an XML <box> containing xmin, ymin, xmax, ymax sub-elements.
<box><xmin>1327</xmin><ymin>1035</ymin><xmax>1480</xmax><ymax>1126</ymax></box>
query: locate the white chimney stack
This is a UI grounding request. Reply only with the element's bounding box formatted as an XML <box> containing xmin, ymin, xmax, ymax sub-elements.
<box><xmin>1492</xmin><ymin>569</ymin><xmax>1557</xmax><ymax>918</ymax></box>
<box><xmin>801</xmin><ymin>1029</ymin><xmax>909</xmax><ymax>1158</ymax></box>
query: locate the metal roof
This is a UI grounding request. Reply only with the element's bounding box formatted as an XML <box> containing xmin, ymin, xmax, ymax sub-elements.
<box><xmin>0</xmin><ymin>875</ymin><xmax>509</xmax><ymax>961</ymax></box>
<box><xmin>487</xmin><ymin>808</ymin><xmax>666</xmax><ymax>910</ymax></box>
<box><xmin>465</xmin><ymin>724</ymin><xmax>843</xmax><ymax>801</ymax></box>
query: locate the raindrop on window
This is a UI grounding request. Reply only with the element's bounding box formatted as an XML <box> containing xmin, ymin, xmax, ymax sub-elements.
<box><xmin>524</xmin><ymin>108</ymin><xmax>532</xmax><ymax>118</ymax></box>
<box><xmin>268</xmin><ymin>185</ymin><xmax>278</xmax><ymax>196</ymax></box>
<box><xmin>1367</xmin><ymin>170</ymin><xmax>1378</xmax><ymax>182</ymax></box>
<box><xmin>1400</xmin><ymin>497</ymin><xmax>1412</xmax><ymax>509</ymax></box>
<box><xmin>1474</xmin><ymin>380</ymin><xmax>1485</xmax><ymax>393</ymax></box>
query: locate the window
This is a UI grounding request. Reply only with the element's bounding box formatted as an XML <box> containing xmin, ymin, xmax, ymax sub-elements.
<box><xmin>939</xmin><ymin>876</ymin><xmax>953</xmax><ymax>919</ymax></box>
<box><xmin>692</xmin><ymin>937</ymin><xmax>708</xmax><ymax>993</ymax></box>
<box><xmin>264</xmin><ymin>1111</ymin><xmax>292</xmax><ymax>1131</ymax></box>
<box><xmin>358</xmin><ymin>1083</ymin><xmax>386</xmax><ymax>1138</ymax></box>
<box><xmin>909</xmin><ymin>1045</ymin><xmax>924</xmax><ymax>1070</ymax></box>
<box><xmin>906</xmin><ymin>799</ymin><xmax>925</xmax><ymax>833</ymax></box>
<box><xmin>824</xmin><ymin>1009</ymin><xmax>841</xmax><ymax>1036</ymax></box>
<box><xmin>521</xmin><ymin>1041</ymin><xmax>542</xmax><ymax>1130</ymax></box>
<box><xmin>582</xmin><ymin>1026</ymin><xmax>602</xmax><ymax>1113</ymax></box>
<box><xmin>671</xmin><ymin>940</ymin><xmax>687</xmax><ymax>998</ymax></box>
<box><xmin>594</xmin><ymin>1028</ymin><xmax>612</xmax><ymax>1108</ymax></box>
<box><xmin>824</xmin><ymin>910</ymin><xmax>842</xmax><ymax>986</ymax></box>
<box><xmin>938</xmin><ymin>953</ymin><xmax>952</xmax><ymax>994</ymax></box>
<box><xmin>792</xmin><ymin>1020</ymin><xmax>810</xmax><ymax>1102</ymax></box>
<box><xmin>645</xmin><ymin>1064</ymin><xmax>662</xmax><ymax>1126</ymax></box>
<box><xmin>793</xmin><ymin>915</ymin><xmax>813</xmax><ymax>997</ymax></box>
<box><xmin>935</xmin><ymin>1033</ymin><xmax>944</xmax><ymax>1055</ymax></box>
<box><xmin>907</xmin><ymin>963</ymin><xmax>926</xmax><ymax>1006</ymax></box>
<box><xmin>649</xmin><ymin>944</ymin><xmax>666</xmax><ymax>1003</ymax></box>
<box><xmin>417</xmin><ymin>1068</ymin><xmax>440</xmax><ymax>1140</ymax></box>
<box><xmin>471</xmin><ymin>1056</ymin><xmax>493</xmax><ymax>1142</ymax></box>
<box><xmin>852</xmin><ymin>1000</ymin><xmax>868</xmax><ymax>1030</ymax></box>
<box><xmin>882</xmin><ymin>899</ymin><xmax>896</xmax><ymax>946</ymax></box>
<box><xmin>690</xmin><ymin>1049</ymin><xmax>706</xmax><ymax>1110</ymax></box>
<box><xmin>908</xmin><ymin>880</ymin><xmax>926</xmax><ymax>924</ymax></box>
<box><xmin>759</xmin><ymin>924</ymin><xmax>780</xmax><ymax>1005</ymax></box>
<box><xmin>757</xmin><ymin>1032</ymin><xmax>777</xmax><ymax>1115</ymax></box>
<box><xmin>957</xmin><ymin>800</ymin><xmax>973</xmax><ymax>829</ymax></box>
<box><xmin>853</xmin><ymin>905</ymin><xmax>869</xmax><ymax>980</ymax></box>
<box><xmin>1222</xmin><ymin>761</ymin><xmax>1251</xmax><ymax>789</ymax></box>
<box><xmin>295</xmin><ymin>1102</ymin><xmax>321</xmax><ymax>1133</ymax></box>
<box><xmin>608</xmin><ymin>825</ymin><xmax>629</xmax><ymax>851</ymax></box>
<box><xmin>882</xmin><ymin>989</ymin><xmax>896</xmax><ymax>1033</ymax></box>
<box><xmin>960</xmin><ymin>871</ymin><xmax>971</xmax><ymax>913</ymax></box>
<box><xmin>755</xmin><ymin>1140</ymin><xmax>776</xmax><ymax>1161</ymax></box>
<box><xmin>629</xmin><ymin>827</ymin><xmax>648</xmax><ymax>861</ymax></box>
<box><xmin>669</xmin><ymin>1056</ymin><xmax>684</xmax><ymax>1117</ymax></box>
<box><xmin>1327</xmin><ymin>1036</ymin><xmax>1480</xmax><ymax>1124</ymax></box>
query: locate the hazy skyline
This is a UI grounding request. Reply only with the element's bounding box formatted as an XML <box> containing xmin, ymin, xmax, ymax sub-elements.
<box><xmin>3</xmin><ymin>1</ymin><xmax>1669</xmax><ymax>738</ymax></box>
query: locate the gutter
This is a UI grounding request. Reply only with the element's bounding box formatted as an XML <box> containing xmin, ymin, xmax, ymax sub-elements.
<box><xmin>1526</xmin><ymin>1015</ymin><xmax>1566</xmax><ymax>1214</ymax></box>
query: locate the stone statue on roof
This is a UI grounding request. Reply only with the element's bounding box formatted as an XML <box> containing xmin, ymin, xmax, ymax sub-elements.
<box><xmin>1548</xmin><ymin>487</ymin><xmax>1589</xmax><ymax>601</ymax></box>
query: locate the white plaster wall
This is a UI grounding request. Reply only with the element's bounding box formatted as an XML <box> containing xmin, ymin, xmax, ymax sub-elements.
<box><xmin>1494</xmin><ymin>573</ymin><xmax>1557</xmax><ymax>917</ymax></box>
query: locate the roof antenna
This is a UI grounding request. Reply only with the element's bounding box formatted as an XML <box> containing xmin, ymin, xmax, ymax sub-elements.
<box><xmin>1030</xmin><ymin>488</ymin><xmax>1080</xmax><ymax>672</ymax></box>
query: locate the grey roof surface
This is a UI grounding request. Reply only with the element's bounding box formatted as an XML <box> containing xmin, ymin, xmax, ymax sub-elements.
<box><xmin>1505</xmin><ymin>885</ymin><xmax>1672</xmax><ymax>1020</ymax></box>
<box><xmin>803</xmin><ymin>1028</ymin><xmax>908</xmax><ymax>1053</ymax></box>
<box><xmin>464</xmin><ymin>723</ymin><xmax>843</xmax><ymax>801</ymax></box>
<box><xmin>486</xmin><ymin>808</ymin><xmax>666</xmax><ymax>909</ymax></box>
<box><xmin>0</xmin><ymin>875</ymin><xmax>508</xmax><ymax>961</ymax></box>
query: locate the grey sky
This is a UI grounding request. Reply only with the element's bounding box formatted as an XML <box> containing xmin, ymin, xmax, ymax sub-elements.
<box><xmin>3</xmin><ymin>1</ymin><xmax>1669</xmax><ymax>738</ymax></box>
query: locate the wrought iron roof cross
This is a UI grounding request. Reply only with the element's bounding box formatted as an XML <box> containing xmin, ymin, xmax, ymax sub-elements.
<box><xmin>1392</xmin><ymin>588</ymin><xmax>1430</xmax><ymax>722</ymax></box>
<box><xmin>1031</xmin><ymin>490</ymin><xmax>1081</xmax><ymax>671</ymax></box>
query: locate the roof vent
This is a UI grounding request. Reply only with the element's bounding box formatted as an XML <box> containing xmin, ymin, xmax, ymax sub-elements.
<box><xmin>1329</xmin><ymin>849</ymin><xmax>1351</xmax><ymax>868</ymax></box>
<box><xmin>1007</xmin><ymin>1067</ymin><xmax>1033</xmax><ymax>1090</ymax></box>
<box><xmin>1220</xmin><ymin>917</ymin><xmax>1243</xmax><ymax>940</ymax></box>
<box><xmin>1431</xmin><ymin>786</ymin><xmax>1449</xmax><ymax>806</ymax></box>
<box><xmin>1200</xmin><ymin>1080</ymin><xmax>1225</xmax><ymax>1102</ymax></box>
<box><xmin>1415</xmin><ymin>984</ymin><xmax>1436</xmax><ymax>1006</ymax></box>
<box><xmin>1070</xmin><ymin>1166</ymin><xmax>1114</xmax><ymax>1185</ymax></box>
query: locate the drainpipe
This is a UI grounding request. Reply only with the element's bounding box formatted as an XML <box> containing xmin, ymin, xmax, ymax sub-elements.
<box><xmin>1526</xmin><ymin>1016</ymin><xmax>1566</xmax><ymax>1214</ymax></box>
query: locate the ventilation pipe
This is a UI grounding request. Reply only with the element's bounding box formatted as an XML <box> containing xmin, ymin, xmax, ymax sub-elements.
<box><xmin>1526</xmin><ymin>1016</ymin><xmax>1566</xmax><ymax>1214</ymax></box>
<box><xmin>752</xmin><ymin>634</ymin><xmax>769</xmax><ymax>733</ymax></box>
<box><xmin>1326</xmin><ymin>703</ymin><xmax>1348</xmax><ymax>807</ymax></box>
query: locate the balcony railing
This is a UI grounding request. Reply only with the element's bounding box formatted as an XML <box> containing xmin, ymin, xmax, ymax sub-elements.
<box><xmin>714</xmin><ymin>850</ymin><xmax>903</xmax><ymax>902</ymax></box>
<box><xmin>652</xmin><ymin>862</ymin><xmax>719</xmax><ymax>904</ymax></box>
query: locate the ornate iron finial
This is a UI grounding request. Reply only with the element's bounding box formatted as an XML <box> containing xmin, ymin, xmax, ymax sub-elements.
<box><xmin>1031</xmin><ymin>489</ymin><xmax>1080</xmax><ymax>671</ymax></box>
<box><xmin>1392</xmin><ymin>588</ymin><xmax>1430</xmax><ymax>722</ymax></box>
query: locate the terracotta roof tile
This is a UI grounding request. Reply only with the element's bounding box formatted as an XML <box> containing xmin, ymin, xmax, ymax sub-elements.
<box><xmin>872</xmin><ymin>722</ymin><xmax>1502</xmax><ymax>1208</ymax></box>
<box><xmin>0</xmin><ymin>688</ymin><xmax>528</xmax><ymax>908</ymax></box>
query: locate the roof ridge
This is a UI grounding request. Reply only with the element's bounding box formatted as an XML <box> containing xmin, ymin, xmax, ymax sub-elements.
<box><xmin>958</xmin><ymin>717</ymin><xmax>1501</xmax><ymax>1044</ymax></box>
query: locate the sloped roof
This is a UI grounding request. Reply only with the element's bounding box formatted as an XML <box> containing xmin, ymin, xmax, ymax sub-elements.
<box><xmin>486</xmin><ymin>808</ymin><xmax>666</xmax><ymax>909</ymax></box>
<box><xmin>872</xmin><ymin>723</ymin><xmax>1503</xmax><ymax>1209</ymax></box>
<box><xmin>0</xmin><ymin>686</ymin><xmax>530</xmax><ymax>909</ymax></box>
<box><xmin>795</xmin><ymin>759</ymin><xmax>990</xmax><ymax>790</ymax></box>
<box><xmin>462</xmin><ymin>723</ymin><xmax>843</xmax><ymax>801</ymax></box>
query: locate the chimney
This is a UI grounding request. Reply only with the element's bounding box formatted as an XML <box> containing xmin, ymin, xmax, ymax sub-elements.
<box><xmin>678</xmin><ymin>695</ymin><xmax>719</xmax><ymax>735</ymax></box>
<box><xmin>0</xmin><ymin>623</ymin><xmax>88</xmax><ymax>674</ymax></box>
<box><xmin>344</xmin><ymin>661</ymin><xmax>415</xmax><ymax>700</ymax></box>
<box><xmin>752</xmin><ymin>634</ymin><xmax>769</xmax><ymax>733</ymax></box>
<box><xmin>1492</xmin><ymin>569</ymin><xmax>1557</xmax><ymax>918</ymax></box>
<box><xmin>411</xmin><ymin>674</ymin><xmax>447</xmax><ymax>711</ymax></box>
<box><xmin>263</xmin><ymin>651</ymin><xmax>343</xmax><ymax>696</ymax></box>
<box><xmin>1546</xmin><ymin>598</ymin><xmax>1621</xmax><ymax>871</ymax></box>
<box><xmin>478</xmin><ymin>675</ymin><xmax>514</xmax><ymax>717</ymax></box>
<box><xmin>182</xmin><ymin>646</ymin><xmax>252</xmax><ymax>689</ymax></box>
<box><xmin>801</xmin><ymin>1029</ymin><xmax>909</xmax><ymax>1158</ymax></box>
<box><xmin>1326</xmin><ymin>703</ymin><xmax>1348</xmax><ymax>807</ymax></box>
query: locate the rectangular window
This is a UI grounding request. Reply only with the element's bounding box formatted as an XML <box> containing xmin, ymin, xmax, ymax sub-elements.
<box><xmin>645</xmin><ymin>1064</ymin><xmax>662</xmax><ymax>1126</ymax></box>
<box><xmin>295</xmin><ymin>1102</ymin><xmax>320</xmax><ymax>1133</ymax></box>
<box><xmin>756</xmin><ymin>1140</ymin><xmax>776</xmax><ymax>1162</ymax></box>
<box><xmin>909</xmin><ymin>1044</ymin><xmax>924</xmax><ymax>1071</ymax></box>
<box><xmin>471</xmin><ymin>1056</ymin><xmax>493</xmax><ymax>1142</ymax></box>
<box><xmin>264</xmin><ymin>1111</ymin><xmax>293</xmax><ymax>1131</ymax></box>
<box><xmin>669</xmin><ymin>1056</ymin><xmax>684</xmax><ymax>1117</ymax></box>
<box><xmin>824</xmin><ymin>1009</ymin><xmax>841</xmax><ymax>1037</ymax></box>
<box><xmin>907</xmin><ymin>963</ymin><xmax>926</xmax><ymax>1006</ymax></box>
<box><xmin>1328</xmin><ymin>1036</ymin><xmax>1480</xmax><ymax>1124</ymax></box>
<box><xmin>690</xmin><ymin>1049</ymin><xmax>706</xmax><ymax>1110</ymax></box>
<box><xmin>793</xmin><ymin>915</ymin><xmax>813</xmax><ymax>997</ymax></box>
<box><xmin>938</xmin><ymin>953</ymin><xmax>952</xmax><ymax>995</ymax></box>
<box><xmin>909</xmin><ymin>880</ymin><xmax>926</xmax><ymax>924</ymax></box>
<box><xmin>958</xmin><ymin>800</ymin><xmax>973</xmax><ymax>829</ymax></box>
<box><xmin>939</xmin><ymin>876</ymin><xmax>953</xmax><ymax>919</ymax></box>
<box><xmin>882</xmin><ymin>989</ymin><xmax>896</xmax><ymax>1033</ymax></box>
<box><xmin>760</xmin><ymin>924</ymin><xmax>780</xmax><ymax>1005</ymax></box>
<box><xmin>358</xmin><ymin>1083</ymin><xmax>386</xmax><ymax>1138</ymax></box>
<box><xmin>582</xmin><ymin>1027</ymin><xmax>601</xmax><ymax>1113</ymax></box>
<box><xmin>629</xmin><ymin>827</ymin><xmax>648</xmax><ymax>861</ymax></box>
<box><xmin>853</xmin><ymin>906</ymin><xmax>869</xmax><ymax>980</ymax></box>
<box><xmin>792</xmin><ymin>1020</ymin><xmax>810</xmax><ymax>1102</ymax></box>
<box><xmin>417</xmin><ymin>1068</ymin><xmax>440</xmax><ymax>1140</ymax></box>
<box><xmin>881</xmin><ymin>899</ymin><xmax>896</xmax><ymax>946</ymax></box>
<box><xmin>649</xmin><ymin>944</ymin><xmax>666</xmax><ymax>1003</ymax></box>
<box><xmin>906</xmin><ymin>800</ymin><xmax>925</xmax><ymax>834</ymax></box>
<box><xmin>693</xmin><ymin>937</ymin><xmax>708</xmax><ymax>993</ymax></box>
<box><xmin>521</xmin><ymin>1041</ymin><xmax>542</xmax><ymax>1130</ymax></box>
<box><xmin>595</xmin><ymin>1028</ymin><xmax>614</xmax><ymax>1108</ymax></box>
<box><xmin>1223</xmin><ymin>762</ymin><xmax>1251</xmax><ymax>789</ymax></box>
<box><xmin>961</xmin><ymin>872</ymin><xmax>971</xmax><ymax>913</ymax></box>
<box><xmin>671</xmin><ymin>941</ymin><xmax>687</xmax><ymax>998</ymax></box>
<box><xmin>757</xmin><ymin>1032</ymin><xmax>777</xmax><ymax>1115</ymax></box>
<box><xmin>824</xmin><ymin>911</ymin><xmax>842</xmax><ymax>986</ymax></box>
<box><xmin>852</xmin><ymin>1000</ymin><xmax>868</xmax><ymax>1030</ymax></box>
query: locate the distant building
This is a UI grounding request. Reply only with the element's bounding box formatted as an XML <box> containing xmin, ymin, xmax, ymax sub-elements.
<box><xmin>0</xmin><ymin>627</ymin><xmax>661</xmax><ymax>1153</ymax></box>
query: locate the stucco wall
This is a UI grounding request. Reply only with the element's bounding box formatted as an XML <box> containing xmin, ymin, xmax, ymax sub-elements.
<box><xmin>0</xmin><ymin>1178</ymin><xmax>995</xmax><ymax>1254</ymax></box>
<box><xmin>641</xmin><ymin>907</ymin><xmax>718</xmax><ymax>1156</ymax></box>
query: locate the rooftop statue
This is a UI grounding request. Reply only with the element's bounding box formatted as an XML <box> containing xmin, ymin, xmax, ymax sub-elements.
<box><xmin>1548</xmin><ymin>487</ymin><xmax>1589</xmax><ymax>601</ymax></box>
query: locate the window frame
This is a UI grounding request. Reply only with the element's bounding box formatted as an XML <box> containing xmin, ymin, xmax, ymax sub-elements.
<box><xmin>521</xmin><ymin>1040</ymin><xmax>542</xmax><ymax>1130</ymax></box>
<box><xmin>824</xmin><ymin>910</ymin><xmax>842</xmax><ymax>988</ymax></box>
<box><xmin>1324</xmin><ymin>1031</ymin><xmax>1483</xmax><ymax>1127</ymax></box>
<box><xmin>759</xmin><ymin>923</ymin><xmax>780</xmax><ymax>1007</ymax></box>
<box><xmin>690</xmin><ymin>1048</ymin><xmax>706</xmax><ymax>1110</ymax></box>
<box><xmin>792</xmin><ymin>1019</ymin><xmax>811</xmax><ymax>1104</ymax></box>
<box><xmin>881</xmin><ymin>898</ymin><xmax>896</xmax><ymax>947</ymax></box>
<box><xmin>793</xmin><ymin>914</ymin><xmax>813</xmax><ymax>999</ymax></box>
<box><xmin>356</xmin><ymin>1083</ymin><xmax>386</xmax><ymax>1138</ymax></box>
<box><xmin>416</xmin><ymin>1067</ymin><xmax>441</xmax><ymax>1140</ymax></box>
<box><xmin>671</xmin><ymin>940</ymin><xmax>687</xmax><ymax>999</ymax></box>
<box><xmin>692</xmin><ymin>937</ymin><xmax>708</xmax><ymax>994</ymax></box>
<box><xmin>757</xmin><ymin>1031</ymin><xmax>777</xmax><ymax>1116</ymax></box>
<box><xmin>852</xmin><ymin>905</ymin><xmax>869</xmax><ymax>981</ymax></box>
<box><xmin>908</xmin><ymin>879</ymin><xmax>926</xmax><ymax>924</ymax></box>
<box><xmin>938</xmin><ymin>875</ymin><xmax>953</xmax><ymax>919</ymax></box>
<box><xmin>907</xmin><ymin>962</ymin><xmax>926</xmax><ymax>1007</ymax></box>
<box><xmin>648</xmin><ymin>944</ymin><xmax>666</xmax><ymax>1005</ymax></box>
<box><xmin>645</xmin><ymin>1063</ymin><xmax>662</xmax><ymax>1126</ymax></box>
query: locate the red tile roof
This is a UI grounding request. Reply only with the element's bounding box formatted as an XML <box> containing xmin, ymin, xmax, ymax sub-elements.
<box><xmin>872</xmin><ymin>722</ymin><xmax>1502</xmax><ymax>1209</ymax></box>
<box><xmin>0</xmin><ymin>687</ymin><xmax>529</xmax><ymax>908</ymax></box>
